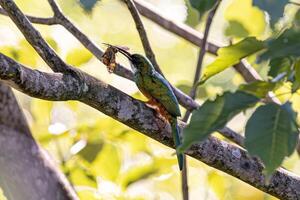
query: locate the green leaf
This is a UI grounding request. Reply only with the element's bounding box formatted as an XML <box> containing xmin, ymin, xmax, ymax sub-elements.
<box><xmin>239</xmin><ymin>81</ymin><xmax>277</xmax><ymax>98</ymax></box>
<box><xmin>79</xmin><ymin>0</ymin><xmax>100</xmax><ymax>12</ymax></box>
<box><xmin>245</xmin><ymin>102</ymin><xmax>299</xmax><ymax>175</ymax></box>
<box><xmin>189</xmin><ymin>0</ymin><xmax>216</xmax><ymax>20</ymax></box>
<box><xmin>253</xmin><ymin>0</ymin><xmax>288</xmax><ymax>26</ymax></box>
<box><xmin>225</xmin><ymin>20</ymin><xmax>249</xmax><ymax>38</ymax></box>
<box><xmin>184</xmin><ymin>0</ymin><xmax>200</xmax><ymax>26</ymax></box>
<box><xmin>90</xmin><ymin>143</ymin><xmax>121</xmax><ymax>181</ymax></box>
<box><xmin>225</xmin><ymin>0</ymin><xmax>266</xmax><ymax>37</ymax></box>
<box><xmin>180</xmin><ymin>91</ymin><xmax>259</xmax><ymax>151</ymax></box>
<box><xmin>78</xmin><ymin>141</ymin><xmax>103</xmax><ymax>163</ymax></box>
<box><xmin>119</xmin><ymin>163</ymin><xmax>157</xmax><ymax>189</ymax></box>
<box><xmin>268</xmin><ymin>57</ymin><xmax>292</xmax><ymax>78</ymax></box>
<box><xmin>66</xmin><ymin>47</ymin><xmax>93</xmax><ymax>66</ymax></box>
<box><xmin>200</xmin><ymin>37</ymin><xmax>265</xmax><ymax>83</ymax></box>
<box><xmin>259</xmin><ymin>28</ymin><xmax>300</xmax><ymax>61</ymax></box>
<box><xmin>292</xmin><ymin>59</ymin><xmax>300</xmax><ymax>92</ymax></box>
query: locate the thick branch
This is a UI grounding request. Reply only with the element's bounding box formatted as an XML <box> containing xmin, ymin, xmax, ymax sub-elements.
<box><xmin>0</xmin><ymin>54</ymin><xmax>83</xmax><ymax>101</ymax></box>
<box><xmin>0</xmin><ymin>83</ymin><xmax>78</xmax><ymax>200</ymax></box>
<box><xmin>0</xmin><ymin>56</ymin><xmax>299</xmax><ymax>199</ymax></box>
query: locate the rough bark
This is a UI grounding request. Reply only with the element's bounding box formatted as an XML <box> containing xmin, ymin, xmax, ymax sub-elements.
<box><xmin>0</xmin><ymin>83</ymin><xmax>78</xmax><ymax>200</ymax></box>
<box><xmin>0</xmin><ymin>0</ymin><xmax>299</xmax><ymax>199</ymax></box>
<box><xmin>0</xmin><ymin>52</ymin><xmax>299</xmax><ymax>199</ymax></box>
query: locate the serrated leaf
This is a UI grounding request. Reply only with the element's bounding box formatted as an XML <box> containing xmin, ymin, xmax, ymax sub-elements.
<box><xmin>189</xmin><ymin>0</ymin><xmax>216</xmax><ymax>20</ymax></box>
<box><xmin>200</xmin><ymin>37</ymin><xmax>265</xmax><ymax>83</ymax></box>
<box><xmin>66</xmin><ymin>47</ymin><xmax>93</xmax><ymax>66</ymax></box>
<box><xmin>259</xmin><ymin>28</ymin><xmax>300</xmax><ymax>61</ymax></box>
<box><xmin>245</xmin><ymin>102</ymin><xmax>299</xmax><ymax>175</ymax></box>
<box><xmin>253</xmin><ymin>0</ymin><xmax>288</xmax><ymax>26</ymax></box>
<box><xmin>79</xmin><ymin>0</ymin><xmax>100</xmax><ymax>12</ymax></box>
<box><xmin>268</xmin><ymin>57</ymin><xmax>292</xmax><ymax>78</ymax></box>
<box><xmin>180</xmin><ymin>91</ymin><xmax>259</xmax><ymax>151</ymax></box>
<box><xmin>239</xmin><ymin>81</ymin><xmax>277</xmax><ymax>98</ymax></box>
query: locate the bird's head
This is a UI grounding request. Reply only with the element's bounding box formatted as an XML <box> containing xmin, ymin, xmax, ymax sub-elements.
<box><xmin>116</xmin><ymin>48</ymin><xmax>154</xmax><ymax>73</ymax></box>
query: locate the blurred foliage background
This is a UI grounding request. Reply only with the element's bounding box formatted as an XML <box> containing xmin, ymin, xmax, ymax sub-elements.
<box><xmin>0</xmin><ymin>0</ymin><xmax>299</xmax><ymax>199</ymax></box>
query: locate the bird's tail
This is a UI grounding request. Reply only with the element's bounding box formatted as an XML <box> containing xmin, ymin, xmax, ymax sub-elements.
<box><xmin>170</xmin><ymin>117</ymin><xmax>183</xmax><ymax>170</ymax></box>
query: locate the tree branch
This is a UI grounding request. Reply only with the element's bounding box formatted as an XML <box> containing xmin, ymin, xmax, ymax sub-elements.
<box><xmin>133</xmin><ymin>0</ymin><xmax>262</xmax><ymax>83</ymax></box>
<box><xmin>0</xmin><ymin>1</ymin><xmax>298</xmax><ymax>198</ymax></box>
<box><xmin>0</xmin><ymin>54</ymin><xmax>83</xmax><ymax>101</ymax></box>
<box><xmin>0</xmin><ymin>54</ymin><xmax>299</xmax><ymax>199</ymax></box>
<box><xmin>0</xmin><ymin>83</ymin><xmax>78</xmax><ymax>200</ymax></box>
<box><xmin>0</xmin><ymin>7</ymin><xmax>57</xmax><ymax>25</ymax></box>
<box><xmin>123</xmin><ymin>0</ymin><xmax>161</xmax><ymax>74</ymax></box>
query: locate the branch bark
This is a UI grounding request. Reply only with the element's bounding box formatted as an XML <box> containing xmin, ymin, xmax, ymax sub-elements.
<box><xmin>0</xmin><ymin>53</ymin><xmax>299</xmax><ymax>199</ymax></box>
<box><xmin>0</xmin><ymin>83</ymin><xmax>78</xmax><ymax>200</ymax></box>
<box><xmin>0</xmin><ymin>1</ymin><xmax>299</xmax><ymax>199</ymax></box>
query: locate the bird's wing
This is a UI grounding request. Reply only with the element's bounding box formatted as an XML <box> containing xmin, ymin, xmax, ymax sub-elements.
<box><xmin>145</xmin><ymin>72</ymin><xmax>181</xmax><ymax>117</ymax></box>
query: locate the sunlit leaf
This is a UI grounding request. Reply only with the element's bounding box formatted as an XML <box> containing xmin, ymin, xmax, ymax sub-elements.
<box><xmin>30</xmin><ymin>99</ymin><xmax>52</xmax><ymax>126</ymax></box>
<box><xmin>200</xmin><ymin>37</ymin><xmax>265</xmax><ymax>83</ymax></box>
<box><xmin>184</xmin><ymin>0</ymin><xmax>200</xmax><ymax>26</ymax></box>
<box><xmin>245</xmin><ymin>102</ymin><xmax>299</xmax><ymax>175</ymax></box>
<box><xmin>225</xmin><ymin>0</ymin><xmax>266</xmax><ymax>37</ymax></box>
<box><xmin>207</xmin><ymin>171</ymin><xmax>226</xmax><ymax>199</ymax></box>
<box><xmin>45</xmin><ymin>37</ymin><xmax>58</xmax><ymax>51</ymax></box>
<box><xmin>180</xmin><ymin>91</ymin><xmax>259</xmax><ymax>151</ymax></box>
<box><xmin>0</xmin><ymin>188</ymin><xmax>7</xmax><ymax>200</ymax></box>
<box><xmin>90</xmin><ymin>143</ymin><xmax>121</xmax><ymax>181</ymax></box>
<box><xmin>18</xmin><ymin>40</ymin><xmax>39</xmax><ymax>67</ymax></box>
<box><xmin>253</xmin><ymin>0</ymin><xmax>288</xmax><ymax>26</ymax></box>
<box><xmin>118</xmin><ymin>162</ymin><xmax>157</xmax><ymax>189</ymax></box>
<box><xmin>66</xmin><ymin>47</ymin><xmax>93</xmax><ymax>67</ymax></box>
<box><xmin>259</xmin><ymin>28</ymin><xmax>300</xmax><ymax>61</ymax></box>
<box><xmin>69</xmin><ymin>167</ymin><xmax>97</xmax><ymax>187</ymax></box>
<box><xmin>0</xmin><ymin>39</ymin><xmax>39</xmax><ymax>68</ymax></box>
<box><xmin>225</xmin><ymin>20</ymin><xmax>249</xmax><ymax>38</ymax></box>
<box><xmin>239</xmin><ymin>81</ymin><xmax>277</xmax><ymax>98</ymax></box>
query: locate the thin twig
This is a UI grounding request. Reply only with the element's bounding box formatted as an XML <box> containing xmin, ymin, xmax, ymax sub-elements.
<box><xmin>190</xmin><ymin>1</ymin><xmax>221</xmax><ymax>99</ymax></box>
<box><xmin>0</xmin><ymin>8</ymin><xmax>57</xmax><ymax>25</ymax></box>
<box><xmin>123</xmin><ymin>0</ymin><xmax>190</xmax><ymax>199</ymax></box>
<box><xmin>181</xmin><ymin>2</ymin><xmax>221</xmax><ymax>199</ymax></box>
<box><xmin>218</xmin><ymin>127</ymin><xmax>244</xmax><ymax>147</ymax></box>
<box><xmin>123</xmin><ymin>0</ymin><xmax>162</xmax><ymax>74</ymax></box>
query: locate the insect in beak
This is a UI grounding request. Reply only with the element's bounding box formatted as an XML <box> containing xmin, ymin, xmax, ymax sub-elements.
<box><xmin>102</xmin><ymin>43</ymin><xmax>132</xmax><ymax>61</ymax></box>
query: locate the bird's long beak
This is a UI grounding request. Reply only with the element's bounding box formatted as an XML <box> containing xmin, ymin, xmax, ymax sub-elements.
<box><xmin>102</xmin><ymin>43</ymin><xmax>132</xmax><ymax>61</ymax></box>
<box><xmin>116</xmin><ymin>47</ymin><xmax>132</xmax><ymax>61</ymax></box>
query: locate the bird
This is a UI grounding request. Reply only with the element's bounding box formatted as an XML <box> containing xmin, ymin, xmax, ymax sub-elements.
<box><xmin>114</xmin><ymin>46</ymin><xmax>183</xmax><ymax>170</ymax></box>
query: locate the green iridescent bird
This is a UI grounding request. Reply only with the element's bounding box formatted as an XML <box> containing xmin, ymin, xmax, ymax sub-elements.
<box><xmin>115</xmin><ymin>47</ymin><xmax>183</xmax><ymax>170</ymax></box>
